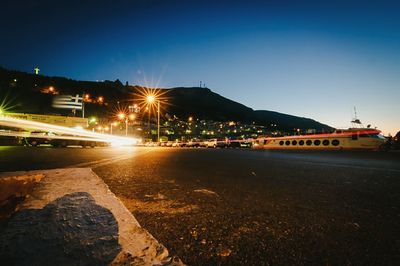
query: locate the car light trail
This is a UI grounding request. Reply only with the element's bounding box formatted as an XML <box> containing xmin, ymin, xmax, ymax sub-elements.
<box><xmin>0</xmin><ymin>115</ymin><xmax>138</xmax><ymax>146</ymax></box>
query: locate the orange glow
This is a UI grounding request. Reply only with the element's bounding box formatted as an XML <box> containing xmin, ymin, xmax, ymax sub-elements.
<box><xmin>133</xmin><ymin>87</ymin><xmax>169</xmax><ymax>116</ymax></box>
<box><xmin>98</xmin><ymin>96</ymin><xmax>104</xmax><ymax>103</ymax></box>
<box><xmin>118</xmin><ymin>113</ymin><xmax>126</xmax><ymax>120</ymax></box>
<box><xmin>146</xmin><ymin>95</ymin><xmax>155</xmax><ymax>104</ymax></box>
<box><xmin>129</xmin><ymin>114</ymin><xmax>136</xmax><ymax>120</ymax></box>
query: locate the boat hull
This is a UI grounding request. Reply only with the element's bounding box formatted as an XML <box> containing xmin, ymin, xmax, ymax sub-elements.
<box><xmin>253</xmin><ymin>130</ymin><xmax>386</xmax><ymax>151</ymax></box>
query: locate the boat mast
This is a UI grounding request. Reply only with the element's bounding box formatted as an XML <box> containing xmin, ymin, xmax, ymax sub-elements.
<box><xmin>351</xmin><ymin>106</ymin><xmax>362</xmax><ymax>128</ymax></box>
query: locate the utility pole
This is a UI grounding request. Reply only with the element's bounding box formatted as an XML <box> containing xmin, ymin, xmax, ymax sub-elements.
<box><xmin>157</xmin><ymin>101</ymin><xmax>160</xmax><ymax>143</ymax></box>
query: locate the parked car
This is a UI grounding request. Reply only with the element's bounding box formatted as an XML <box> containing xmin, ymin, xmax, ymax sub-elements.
<box><xmin>187</xmin><ymin>138</ymin><xmax>201</xmax><ymax>148</ymax></box>
<box><xmin>172</xmin><ymin>141</ymin><xmax>180</xmax><ymax>147</ymax></box>
<box><xmin>207</xmin><ymin>138</ymin><xmax>228</xmax><ymax>148</ymax></box>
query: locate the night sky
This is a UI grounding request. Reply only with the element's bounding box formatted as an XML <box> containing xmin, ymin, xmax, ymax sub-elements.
<box><xmin>1</xmin><ymin>0</ymin><xmax>399</xmax><ymax>134</ymax></box>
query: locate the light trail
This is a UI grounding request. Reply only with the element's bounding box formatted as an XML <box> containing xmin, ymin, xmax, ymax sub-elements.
<box><xmin>0</xmin><ymin>115</ymin><xmax>139</xmax><ymax>146</ymax></box>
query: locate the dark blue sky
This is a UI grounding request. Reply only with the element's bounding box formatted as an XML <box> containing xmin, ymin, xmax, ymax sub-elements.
<box><xmin>1</xmin><ymin>0</ymin><xmax>399</xmax><ymax>134</ymax></box>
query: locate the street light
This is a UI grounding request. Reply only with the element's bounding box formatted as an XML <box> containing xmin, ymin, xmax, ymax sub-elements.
<box><xmin>117</xmin><ymin>112</ymin><xmax>125</xmax><ymax>120</ymax></box>
<box><xmin>146</xmin><ymin>94</ymin><xmax>160</xmax><ymax>143</ymax></box>
<box><xmin>146</xmin><ymin>95</ymin><xmax>155</xmax><ymax>104</ymax></box>
<box><xmin>117</xmin><ymin>112</ymin><xmax>129</xmax><ymax>136</ymax></box>
<box><xmin>110</xmin><ymin>121</ymin><xmax>118</xmax><ymax>135</ymax></box>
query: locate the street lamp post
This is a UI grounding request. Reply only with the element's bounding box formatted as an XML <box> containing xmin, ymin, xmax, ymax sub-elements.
<box><xmin>117</xmin><ymin>112</ymin><xmax>128</xmax><ymax>136</ymax></box>
<box><xmin>110</xmin><ymin>122</ymin><xmax>119</xmax><ymax>135</ymax></box>
<box><xmin>157</xmin><ymin>100</ymin><xmax>160</xmax><ymax>143</ymax></box>
<box><xmin>146</xmin><ymin>95</ymin><xmax>161</xmax><ymax>143</ymax></box>
<box><xmin>125</xmin><ymin>118</ymin><xmax>128</xmax><ymax>136</ymax></box>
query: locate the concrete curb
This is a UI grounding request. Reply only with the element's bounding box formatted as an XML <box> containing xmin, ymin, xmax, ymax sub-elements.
<box><xmin>0</xmin><ymin>168</ymin><xmax>184</xmax><ymax>265</ymax></box>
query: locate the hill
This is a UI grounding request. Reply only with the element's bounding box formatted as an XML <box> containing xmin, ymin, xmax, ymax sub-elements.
<box><xmin>0</xmin><ymin>67</ymin><xmax>332</xmax><ymax>131</ymax></box>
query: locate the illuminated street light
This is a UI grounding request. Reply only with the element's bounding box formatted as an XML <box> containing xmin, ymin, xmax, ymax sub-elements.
<box><xmin>145</xmin><ymin>94</ymin><xmax>161</xmax><ymax>143</ymax></box>
<box><xmin>117</xmin><ymin>112</ymin><xmax>129</xmax><ymax>136</ymax></box>
<box><xmin>146</xmin><ymin>95</ymin><xmax>155</xmax><ymax>104</ymax></box>
<box><xmin>129</xmin><ymin>114</ymin><xmax>136</xmax><ymax>120</ymax></box>
<box><xmin>117</xmin><ymin>112</ymin><xmax>125</xmax><ymax>120</ymax></box>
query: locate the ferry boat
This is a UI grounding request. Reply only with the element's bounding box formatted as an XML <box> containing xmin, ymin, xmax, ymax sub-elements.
<box><xmin>253</xmin><ymin>127</ymin><xmax>387</xmax><ymax>151</ymax></box>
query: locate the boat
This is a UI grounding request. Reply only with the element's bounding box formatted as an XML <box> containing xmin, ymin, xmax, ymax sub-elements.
<box><xmin>253</xmin><ymin>127</ymin><xmax>387</xmax><ymax>151</ymax></box>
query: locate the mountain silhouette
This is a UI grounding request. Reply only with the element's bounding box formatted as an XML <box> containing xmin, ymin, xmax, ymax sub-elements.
<box><xmin>0</xmin><ymin>67</ymin><xmax>332</xmax><ymax>131</ymax></box>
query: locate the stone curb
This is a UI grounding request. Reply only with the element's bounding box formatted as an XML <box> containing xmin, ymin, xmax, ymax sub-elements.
<box><xmin>0</xmin><ymin>168</ymin><xmax>184</xmax><ymax>265</ymax></box>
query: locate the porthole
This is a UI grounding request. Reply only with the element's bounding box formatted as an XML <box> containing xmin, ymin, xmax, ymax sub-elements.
<box><xmin>299</xmin><ymin>140</ymin><xmax>304</xmax><ymax>146</ymax></box>
<box><xmin>279</xmin><ymin>140</ymin><xmax>284</xmax><ymax>146</ymax></box>
<box><xmin>306</xmin><ymin>140</ymin><xmax>312</xmax><ymax>146</ymax></box>
<box><xmin>292</xmin><ymin>140</ymin><xmax>297</xmax><ymax>145</ymax></box>
<box><xmin>285</xmin><ymin>140</ymin><xmax>290</xmax><ymax>146</ymax></box>
<box><xmin>332</xmin><ymin>139</ymin><xmax>340</xmax><ymax>146</ymax></box>
<box><xmin>322</xmin><ymin>140</ymin><xmax>329</xmax><ymax>146</ymax></box>
<box><xmin>314</xmin><ymin>140</ymin><xmax>321</xmax><ymax>146</ymax></box>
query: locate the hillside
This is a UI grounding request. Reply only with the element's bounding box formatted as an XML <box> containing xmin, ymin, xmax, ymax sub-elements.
<box><xmin>0</xmin><ymin>67</ymin><xmax>332</xmax><ymax>131</ymax></box>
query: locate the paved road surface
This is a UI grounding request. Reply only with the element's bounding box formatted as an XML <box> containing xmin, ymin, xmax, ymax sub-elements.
<box><xmin>1</xmin><ymin>146</ymin><xmax>399</xmax><ymax>265</ymax></box>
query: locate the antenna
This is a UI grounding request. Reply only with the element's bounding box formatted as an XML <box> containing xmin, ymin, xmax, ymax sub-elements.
<box><xmin>354</xmin><ymin>106</ymin><xmax>357</xmax><ymax>120</ymax></box>
<box><xmin>351</xmin><ymin>106</ymin><xmax>362</xmax><ymax>126</ymax></box>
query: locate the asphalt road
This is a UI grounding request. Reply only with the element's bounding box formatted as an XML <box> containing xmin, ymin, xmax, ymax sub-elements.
<box><xmin>1</xmin><ymin>146</ymin><xmax>400</xmax><ymax>265</ymax></box>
